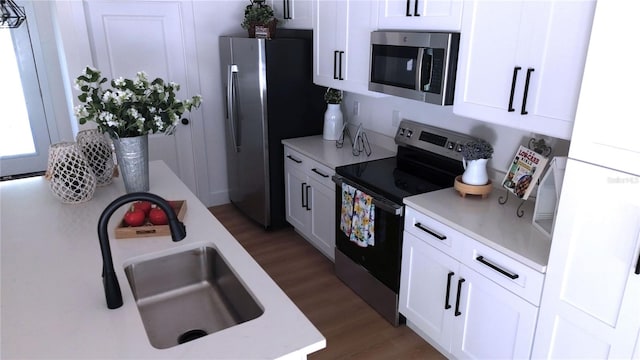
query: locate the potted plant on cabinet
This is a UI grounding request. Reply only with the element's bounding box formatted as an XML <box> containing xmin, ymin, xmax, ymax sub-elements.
<box><xmin>322</xmin><ymin>88</ymin><xmax>343</xmax><ymax>141</ymax></box>
<box><xmin>460</xmin><ymin>139</ymin><xmax>493</xmax><ymax>186</ymax></box>
<box><xmin>241</xmin><ymin>0</ymin><xmax>277</xmax><ymax>39</ymax></box>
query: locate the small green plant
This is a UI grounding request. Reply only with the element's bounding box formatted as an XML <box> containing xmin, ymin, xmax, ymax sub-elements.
<box><xmin>241</xmin><ymin>0</ymin><xmax>276</xmax><ymax>29</ymax></box>
<box><xmin>461</xmin><ymin>139</ymin><xmax>493</xmax><ymax>160</ymax></box>
<box><xmin>324</xmin><ymin>88</ymin><xmax>342</xmax><ymax>104</ymax></box>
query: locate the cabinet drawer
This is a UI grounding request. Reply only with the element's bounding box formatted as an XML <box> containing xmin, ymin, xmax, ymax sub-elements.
<box><xmin>307</xmin><ymin>160</ymin><xmax>334</xmax><ymax>189</ymax></box>
<box><xmin>404</xmin><ymin>206</ymin><xmax>465</xmax><ymax>260</ymax></box>
<box><xmin>284</xmin><ymin>147</ymin><xmax>307</xmax><ymax>171</ymax></box>
<box><xmin>462</xmin><ymin>239</ymin><xmax>544</xmax><ymax>306</ymax></box>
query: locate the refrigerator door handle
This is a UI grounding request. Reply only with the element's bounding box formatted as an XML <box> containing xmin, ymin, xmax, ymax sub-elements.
<box><xmin>227</xmin><ymin>64</ymin><xmax>240</xmax><ymax>152</ymax></box>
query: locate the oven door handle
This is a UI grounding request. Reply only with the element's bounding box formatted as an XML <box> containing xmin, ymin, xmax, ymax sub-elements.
<box><xmin>332</xmin><ymin>175</ymin><xmax>403</xmax><ymax>216</ymax></box>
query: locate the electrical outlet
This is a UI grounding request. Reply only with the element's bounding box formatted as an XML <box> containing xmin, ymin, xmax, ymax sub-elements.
<box><xmin>352</xmin><ymin>101</ymin><xmax>360</xmax><ymax>117</ymax></box>
<box><xmin>392</xmin><ymin>110</ymin><xmax>401</xmax><ymax>127</ymax></box>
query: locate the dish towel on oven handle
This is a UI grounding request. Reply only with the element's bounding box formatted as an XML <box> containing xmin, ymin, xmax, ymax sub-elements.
<box><xmin>340</xmin><ymin>182</ymin><xmax>375</xmax><ymax>247</ymax></box>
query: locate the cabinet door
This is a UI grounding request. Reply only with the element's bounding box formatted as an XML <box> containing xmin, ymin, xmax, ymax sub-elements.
<box><xmin>284</xmin><ymin>162</ymin><xmax>309</xmax><ymax>231</ymax></box>
<box><xmin>532</xmin><ymin>159</ymin><xmax>640</xmax><ymax>359</ymax></box>
<box><xmin>314</xmin><ymin>0</ymin><xmax>375</xmax><ymax>94</ymax></box>
<box><xmin>519</xmin><ymin>1</ymin><xmax>595</xmax><ymax>139</ymax></box>
<box><xmin>376</xmin><ymin>0</ymin><xmax>463</xmax><ymax>31</ymax></box>
<box><xmin>314</xmin><ymin>0</ymin><xmax>347</xmax><ymax>89</ymax></box>
<box><xmin>307</xmin><ymin>177</ymin><xmax>335</xmax><ymax>260</ymax></box>
<box><xmin>453</xmin><ymin>1</ymin><xmax>524</xmax><ymax>129</ymax></box>
<box><xmin>269</xmin><ymin>0</ymin><xmax>313</xmax><ymax>29</ymax></box>
<box><xmin>453</xmin><ymin>0</ymin><xmax>595</xmax><ymax>140</ymax></box>
<box><xmin>452</xmin><ymin>265</ymin><xmax>538</xmax><ymax>360</ymax></box>
<box><xmin>568</xmin><ymin>0</ymin><xmax>640</xmax><ymax>175</ymax></box>
<box><xmin>400</xmin><ymin>232</ymin><xmax>458</xmax><ymax>350</ymax></box>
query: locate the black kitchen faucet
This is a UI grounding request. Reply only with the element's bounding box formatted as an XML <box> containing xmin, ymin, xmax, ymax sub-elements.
<box><xmin>97</xmin><ymin>192</ymin><xmax>187</xmax><ymax>309</ymax></box>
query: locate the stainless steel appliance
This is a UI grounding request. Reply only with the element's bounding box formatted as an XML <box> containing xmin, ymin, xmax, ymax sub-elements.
<box><xmin>369</xmin><ymin>31</ymin><xmax>460</xmax><ymax>105</ymax></box>
<box><xmin>332</xmin><ymin>120</ymin><xmax>478</xmax><ymax>326</ymax></box>
<box><xmin>219</xmin><ymin>30</ymin><xmax>326</xmax><ymax>228</ymax></box>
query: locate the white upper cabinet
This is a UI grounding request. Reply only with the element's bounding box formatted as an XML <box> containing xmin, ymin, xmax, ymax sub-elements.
<box><xmin>568</xmin><ymin>0</ymin><xmax>640</xmax><ymax>175</ymax></box>
<box><xmin>313</xmin><ymin>0</ymin><xmax>376</xmax><ymax>95</ymax></box>
<box><xmin>453</xmin><ymin>0</ymin><xmax>596</xmax><ymax>140</ymax></box>
<box><xmin>269</xmin><ymin>0</ymin><xmax>313</xmax><ymax>29</ymax></box>
<box><xmin>376</xmin><ymin>0</ymin><xmax>463</xmax><ymax>31</ymax></box>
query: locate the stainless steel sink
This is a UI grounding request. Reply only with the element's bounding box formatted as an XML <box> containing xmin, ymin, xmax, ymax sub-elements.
<box><xmin>124</xmin><ymin>246</ymin><xmax>264</xmax><ymax>349</ymax></box>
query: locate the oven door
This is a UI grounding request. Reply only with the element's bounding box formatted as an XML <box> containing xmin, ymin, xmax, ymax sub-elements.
<box><xmin>332</xmin><ymin>175</ymin><xmax>404</xmax><ymax>293</ymax></box>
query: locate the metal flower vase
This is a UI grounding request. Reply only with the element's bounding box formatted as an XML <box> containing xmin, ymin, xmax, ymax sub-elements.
<box><xmin>112</xmin><ymin>135</ymin><xmax>149</xmax><ymax>193</ymax></box>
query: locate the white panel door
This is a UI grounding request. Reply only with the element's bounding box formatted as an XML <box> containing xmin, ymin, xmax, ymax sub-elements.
<box><xmin>376</xmin><ymin>0</ymin><xmax>463</xmax><ymax>30</ymax></box>
<box><xmin>269</xmin><ymin>0</ymin><xmax>314</xmax><ymax>29</ymax></box>
<box><xmin>452</xmin><ymin>264</ymin><xmax>538</xmax><ymax>360</ymax></box>
<box><xmin>284</xmin><ymin>162</ymin><xmax>309</xmax><ymax>232</ymax></box>
<box><xmin>83</xmin><ymin>0</ymin><xmax>198</xmax><ymax>193</ymax></box>
<box><xmin>308</xmin><ymin>178</ymin><xmax>335</xmax><ymax>260</ymax></box>
<box><xmin>400</xmin><ymin>232</ymin><xmax>458</xmax><ymax>351</ymax></box>
<box><xmin>454</xmin><ymin>0</ymin><xmax>595</xmax><ymax>140</ymax></box>
<box><xmin>532</xmin><ymin>159</ymin><xmax>640</xmax><ymax>359</ymax></box>
<box><xmin>568</xmin><ymin>0</ymin><xmax>640</xmax><ymax>175</ymax></box>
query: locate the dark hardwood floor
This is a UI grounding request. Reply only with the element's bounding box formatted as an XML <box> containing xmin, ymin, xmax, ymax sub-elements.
<box><xmin>209</xmin><ymin>204</ymin><xmax>445</xmax><ymax>359</ymax></box>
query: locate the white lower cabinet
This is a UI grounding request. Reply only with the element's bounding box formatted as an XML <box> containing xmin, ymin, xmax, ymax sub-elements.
<box><xmin>284</xmin><ymin>146</ymin><xmax>335</xmax><ymax>260</ymax></box>
<box><xmin>401</xmin><ymin>206</ymin><xmax>541</xmax><ymax>359</ymax></box>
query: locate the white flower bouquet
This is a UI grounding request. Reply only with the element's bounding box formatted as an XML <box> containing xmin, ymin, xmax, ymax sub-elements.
<box><xmin>74</xmin><ymin>66</ymin><xmax>202</xmax><ymax>138</ymax></box>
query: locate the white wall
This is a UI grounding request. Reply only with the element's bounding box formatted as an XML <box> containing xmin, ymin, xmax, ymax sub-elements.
<box><xmin>343</xmin><ymin>91</ymin><xmax>570</xmax><ymax>182</ymax></box>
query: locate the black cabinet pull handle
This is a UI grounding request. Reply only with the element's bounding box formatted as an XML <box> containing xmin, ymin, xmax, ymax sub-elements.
<box><xmin>415</xmin><ymin>222</ymin><xmax>447</xmax><ymax>240</ymax></box>
<box><xmin>301</xmin><ymin>182</ymin><xmax>307</xmax><ymax>208</ymax></box>
<box><xmin>338</xmin><ymin>51</ymin><xmax>345</xmax><ymax>80</ymax></box>
<box><xmin>414</xmin><ymin>0</ymin><xmax>420</xmax><ymax>16</ymax></box>
<box><xmin>406</xmin><ymin>0</ymin><xmax>412</xmax><ymax>16</ymax></box>
<box><xmin>286</xmin><ymin>154</ymin><xmax>302</xmax><ymax>164</ymax></box>
<box><xmin>305</xmin><ymin>185</ymin><xmax>311</xmax><ymax>210</ymax></box>
<box><xmin>521</xmin><ymin>68</ymin><xmax>534</xmax><ymax>115</ymax></box>
<box><xmin>476</xmin><ymin>256</ymin><xmax>519</xmax><ymax>279</ymax></box>
<box><xmin>311</xmin><ymin>168</ymin><xmax>329</xmax><ymax>178</ymax></box>
<box><xmin>444</xmin><ymin>271</ymin><xmax>454</xmax><ymax>310</ymax></box>
<box><xmin>454</xmin><ymin>278</ymin><xmax>465</xmax><ymax>316</ymax></box>
<box><xmin>333</xmin><ymin>51</ymin><xmax>340</xmax><ymax>79</ymax></box>
<box><xmin>635</xmin><ymin>249</ymin><xmax>640</xmax><ymax>275</ymax></box>
<box><xmin>508</xmin><ymin>66</ymin><xmax>521</xmax><ymax>112</ymax></box>
<box><xmin>284</xmin><ymin>0</ymin><xmax>291</xmax><ymax>19</ymax></box>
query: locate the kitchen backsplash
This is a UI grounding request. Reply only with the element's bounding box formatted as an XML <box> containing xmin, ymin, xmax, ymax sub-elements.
<box><xmin>342</xmin><ymin>91</ymin><xmax>570</xmax><ymax>185</ymax></box>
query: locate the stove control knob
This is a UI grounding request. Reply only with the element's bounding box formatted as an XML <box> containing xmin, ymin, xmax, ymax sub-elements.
<box><xmin>398</xmin><ymin>128</ymin><xmax>405</xmax><ymax>136</ymax></box>
<box><xmin>455</xmin><ymin>144</ymin><xmax>463</xmax><ymax>152</ymax></box>
<box><xmin>446</xmin><ymin>141</ymin><xmax>455</xmax><ymax>150</ymax></box>
<box><xmin>406</xmin><ymin>130</ymin><xmax>413</xmax><ymax>138</ymax></box>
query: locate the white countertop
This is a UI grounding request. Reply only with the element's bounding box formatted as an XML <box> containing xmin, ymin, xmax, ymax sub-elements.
<box><xmin>0</xmin><ymin>161</ymin><xmax>325</xmax><ymax>359</ymax></box>
<box><xmin>404</xmin><ymin>188</ymin><xmax>551</xmax><ymax>273</ymax></box>
<box><xmin>282</xmin><ymin>135</ymin><xmax>396</xmax><ymax>169</ymax></box>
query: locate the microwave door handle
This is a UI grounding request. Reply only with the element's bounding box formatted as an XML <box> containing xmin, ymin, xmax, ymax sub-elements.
<box><xmin>415</xmin><ymin>48</ymin><xmax>425</xmax><ymax>91</ymax></box>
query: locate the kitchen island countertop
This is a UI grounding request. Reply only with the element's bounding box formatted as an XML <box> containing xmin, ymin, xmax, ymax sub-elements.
<box><xmin>0</xmin><ymin>161</ymin><xmax>325</xmax><ymax>359</ymax></box>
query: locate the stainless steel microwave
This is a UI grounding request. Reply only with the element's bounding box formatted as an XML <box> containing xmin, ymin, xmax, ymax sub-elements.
<box><xmin>369</xmin><ymin>31</ymin><xmax>460</xmax><ymax>105</ymax></box>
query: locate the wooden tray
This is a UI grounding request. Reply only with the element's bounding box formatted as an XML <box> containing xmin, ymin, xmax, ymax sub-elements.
<box><xmin>115</xmin><ymin>200</ymin><xmax>187</xmax><ymax>239</ymax></box>
<box><xmin>454</xmin><ymin>176</ymin><xmax>492</xmax><ymax>198</ymax></box>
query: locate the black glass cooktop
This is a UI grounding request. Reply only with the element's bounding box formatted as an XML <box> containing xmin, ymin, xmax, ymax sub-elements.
<box><xmin>336</xmin><ymin>158</ymin><xmax>443</xmax><ymax>205</ymax></box>
<box><xmin>335</xmin><ymin>146</ymin><xmax>464</xmax><ymax>205</ymax></box>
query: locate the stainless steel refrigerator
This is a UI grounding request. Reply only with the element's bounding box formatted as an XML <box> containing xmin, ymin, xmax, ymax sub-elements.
<box><xmin>219</xmin><ymin>30</ymin><xmax>325</xmax><ymax>229</ymax></box>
